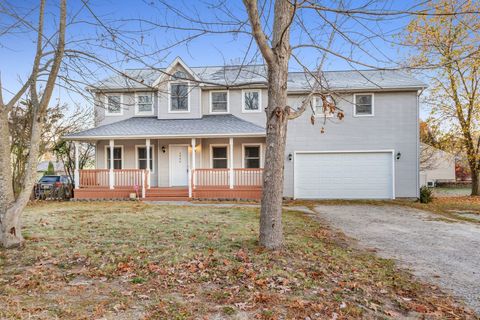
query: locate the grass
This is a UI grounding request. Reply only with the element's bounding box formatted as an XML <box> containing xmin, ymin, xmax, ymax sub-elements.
<box><xmin>0</xmin><ymin>201</ymin><xmax>475</xmax><ymax>319</ymax></box>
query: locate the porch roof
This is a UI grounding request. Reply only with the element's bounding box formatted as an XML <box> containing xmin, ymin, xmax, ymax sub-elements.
<box><xmin>64</xmin><ymin>115</ymin><xmax>266</xmax><ymax>140</ymax></box>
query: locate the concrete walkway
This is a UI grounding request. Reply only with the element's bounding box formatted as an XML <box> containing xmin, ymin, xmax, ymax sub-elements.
<box><xmin>313</xmin><ymin>205</ymin><xmax>480</xmax><ymax>314</ymax></box>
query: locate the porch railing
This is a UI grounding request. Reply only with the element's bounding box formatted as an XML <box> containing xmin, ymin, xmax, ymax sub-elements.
<box><xmin>192</xmin><ymin>168</ymin><xmax>263</xmax><ymax>189</ymax></box>
<box><xmin>78</xmin><ymin>169</ymin><xmax>147</xmax><ymax>190</ymax></box>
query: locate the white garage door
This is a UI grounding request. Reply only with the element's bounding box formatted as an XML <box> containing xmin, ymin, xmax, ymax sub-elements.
<box><xmin>294</xmin><ymin>151</ymin><xmax>394</xmax><ymax>199</ymax></box>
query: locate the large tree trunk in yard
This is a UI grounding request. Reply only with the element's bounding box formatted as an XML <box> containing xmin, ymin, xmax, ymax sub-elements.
<box><xmin>470</xmin><ymin>167</ymin><xmax>479</xmax><ymax>196</ymax></box>
<box><xmin>260</xmin><ymin>66</ymin><xmax>289</xmax><ymax>249</ymax></box>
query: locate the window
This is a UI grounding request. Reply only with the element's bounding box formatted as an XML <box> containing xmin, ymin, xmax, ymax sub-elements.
<box><xmin>242</xmin><ymin>90</ymin><xmax>261</xmax><ymax>112</ymax></box>
<box><xmin>315</xmin><ymin>96</ymin><xmax>334</xmax><ymax>117</ymax></box>
<box><xmin>136</xmin><ymin>93</ymin><xmax>153</xmax><ymax>115</ymax></box>
<box><xmin>106</xmin><ymin>147</ymin><xmax>123</xmax><ymax>169</ymax></box>
<box><xmin>137</xmin><ymin>146</ymin><xmax>154</xmax><ymax>172</ymax></box>
<box><xmin>170</xmin><ymin>83</ymin><xmax>189</xmax><ymax>112</ymax></box>
<box><xmin>210</xmin><ymin>91</ymin><xmax>228</xmax><ymax>113</ymax></box>
<box><xmin>173</xmin><ymin>71</ymin><xmax>187</xmax><ymax>80</ymax></box>
<box><xmin>211</xmin><ymin>146</ymin><xmax>228</xmax><ymax>168</ymax></box>
<box><xmin>243</xmin><ymin>145</ymin><xmax>261</xmax><ymax>168</ymax></box>
<box><xmin>354</xmin><ymin>94</ymin><xmax>374</xmax><ymax>116</ymax></box>
<box><xmin>106</xmin><ymin>95</ymin><xmax>122</xmax><ymax>115</ymax></box>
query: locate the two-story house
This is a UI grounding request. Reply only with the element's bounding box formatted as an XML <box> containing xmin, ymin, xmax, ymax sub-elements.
<box><xmin>65</xmin><ymin>57</ymin><xmax>426</xmax><ymax>200</ymax></box>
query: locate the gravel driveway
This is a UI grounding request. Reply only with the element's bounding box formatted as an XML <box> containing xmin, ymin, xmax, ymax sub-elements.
<box><xmin>314</xmin><ymin>205</ymin><xmax>480</xmax><ymax>314</ymax></box>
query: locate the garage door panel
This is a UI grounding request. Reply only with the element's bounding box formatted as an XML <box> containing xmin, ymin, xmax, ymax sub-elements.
<box><xmin>294</xmin><ymin>152</ymin><xmax>393</xmax><ymax>199</ymax></box>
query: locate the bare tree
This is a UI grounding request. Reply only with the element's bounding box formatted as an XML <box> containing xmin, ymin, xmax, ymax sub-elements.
<box><xmin>0</xmin><ymin>0</ymin><xmax>66</xmax><ymax>248</ymax></box>
<box><xmin>405</xmin><ymin>0</ymin><xmax>480</xmax><ymax>195</ymax></box>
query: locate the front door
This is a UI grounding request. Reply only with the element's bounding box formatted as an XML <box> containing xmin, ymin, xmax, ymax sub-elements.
<box><xmin>169</xmin><ymin>145</ymin><xmax>189</xmax><ymax>186</ymax></box>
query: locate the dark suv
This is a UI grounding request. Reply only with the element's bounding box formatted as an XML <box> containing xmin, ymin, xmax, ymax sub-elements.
<box><xmin>35</xmin><ymin>175</ymin><xmax>73</xmax><ymax>200</ymax></box>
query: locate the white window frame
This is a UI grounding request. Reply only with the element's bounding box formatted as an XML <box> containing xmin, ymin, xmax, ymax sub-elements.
<box><xmin>168</xmin><ymin>81</ymin><xmax>191</xmax><ymax>113</ymax></box>
<box><xmin>314</xmin><ymin>96</ymin><xmax>334</xmax><ymax>118</ymax></box>
<box><xmin>241</xmin><ymin>89</ymin><xmax>262</xmax><ymax>113</ymax></box>
<box><xmin>209</xmin><ymin>90</ymin><xmax>229</xmax><ymax>114</ymax></box>
<box><xmin>135</xmin><ymin>145</ymin><xmax>155</xmax><ymax>173</ymax></box>
<box><xmin>209</xmin><ymin>144</ymin><xmax>230</xmax><ymax>169</ymax></box>
<box><xmin>353</xmin><ymin>93</ymin><xmax>375</xmax><ymax>117</ymax></box>
<box><xmin>104</xmin><ymin>145</ymin><xmax>124</xmax><ymax>169</ymax></box>
<box><xmin>104</xmin><ymin>94</ymin><xmax>124</xmax><ymax>116</ymax></box>
<box><xmin>135</xmin><ymin>92</ymin><xmax>154</xmax><ymax>116</ymax></box>
<box><xmin>241</xmin><ymin>143</ymin><xmax>263</xmax><ymax>169</ymax></box>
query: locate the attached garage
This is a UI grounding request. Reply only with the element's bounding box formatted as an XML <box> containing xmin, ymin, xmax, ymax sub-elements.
<box><xmin>294</xmin><ymin>151</ymin><xmax>394</xmax><ymax>199</ymax></box>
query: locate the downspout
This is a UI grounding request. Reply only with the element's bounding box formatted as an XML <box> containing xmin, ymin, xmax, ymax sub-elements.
<box><xmin>416</xmin><ymin>89</ymin><xmax>424</xmax><ymax>198</ymax></box>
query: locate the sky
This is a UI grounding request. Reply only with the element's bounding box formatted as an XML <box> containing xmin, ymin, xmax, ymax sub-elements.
<box><xmin>0</xmin><ymin>0</ymin><xmax>429</xmax><ymax>118</ymax></box>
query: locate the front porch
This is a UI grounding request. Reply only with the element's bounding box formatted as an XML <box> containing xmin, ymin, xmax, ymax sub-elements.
<box><xmin>73</xmin><ymin>137</ymin><xmax>264</xmax><ymax>201</ymax></box>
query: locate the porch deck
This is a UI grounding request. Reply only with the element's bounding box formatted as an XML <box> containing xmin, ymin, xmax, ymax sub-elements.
<box><xmin>74</xmin><ymin>168</ymin><xmax>263</xmax><ymax>200</ymax></box>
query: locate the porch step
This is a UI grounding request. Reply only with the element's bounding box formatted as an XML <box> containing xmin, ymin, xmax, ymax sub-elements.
<box><xmin>143</xmin><ymin>196</ymin><xmax>190</xmax><ymax>201</ymax></box>
<box><xmin>145</xmin><ymin>187</ymin><xmax>189</xmax><ymax>199</ymax></box>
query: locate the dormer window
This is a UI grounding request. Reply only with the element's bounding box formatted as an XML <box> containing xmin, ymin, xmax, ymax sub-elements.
<box><xmin>169</xmin><ymin>83</ymin><xmax>189</xmax><ymax>112</ymax></box>
<box><xmin>135</xmin><ymin>93</ymin><xmax>154</xmax><ymax>115</ymax></box>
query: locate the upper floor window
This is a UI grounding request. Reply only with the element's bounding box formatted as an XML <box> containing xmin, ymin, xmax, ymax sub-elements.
<box><xmin>315</xmin><ymin>96</ymin><xmax>335</xmax><ymax>117</ymax></box>
<box><xmin>106</xmin><ymin>94</ymin><xmax>122</xmax><ymax>116</ymax></box>
<box><xmin>172</xmin><ymin>70</ymin><xmax>188</xmax><ymax>80</ymax></box>
<box><xmin>242</xmin><ymin>89</ymin><xmax>261</xmax><ymax>113</ymax></box>
<box><xmin>210</xmin><ymin>91</ymin><xmax>229</xmax><ymax>113</ymax></box>
<box><xmin>353</xmin><ymin>93</ymin><xmax>374</xmax><ymax>117</ymax></box>
<box><xmin>170</xmin><ymin>83</ymin><xmax>189</xmax><ymax>112</ymax></box>
<box><xmin>136</xmin><ymin>93</ymin><xmax>153</xmax><ymax>115</ymax></box>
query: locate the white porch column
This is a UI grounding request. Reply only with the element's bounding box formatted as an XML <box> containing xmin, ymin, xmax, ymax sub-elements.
<box><xmin>74</xmin><ymin>141</ymin><xmax>80</xmax><ymax>189</ymax></box>
<box><xmin>109</xmin><ymin>139</ymin><xmax>114</xmax><ymax>189</ymax></box>
<box><xmin>229</xmin><ymin>137</ymin><xmax>234</xmax><ymax>189</ymax></box>
<box><xmin>191</xmin><ymin>138</ymin><xmax>196</xmax><ymax>193</ymax></box>
<box><xmin>146</xmin><ymin>138</ymin><xmax>151</xmax><ymax>189</ymax></box>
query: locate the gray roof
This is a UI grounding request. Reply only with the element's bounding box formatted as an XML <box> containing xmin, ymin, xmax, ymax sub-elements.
<box><xmin>65</xmin><ymin>115</ymin><xmax>266</xmax><ymax>140</ymax></box>
<box><xmin>91</xmin><ymin>64</ymin><xmax>426</xmax><ymax>91</ymax></box>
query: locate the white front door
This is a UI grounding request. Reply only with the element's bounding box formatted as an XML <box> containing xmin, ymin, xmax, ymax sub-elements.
<box><xmin>169</xmin><ymin>145</ymin><xmax>189</xmax><ymax>186</ymax></box>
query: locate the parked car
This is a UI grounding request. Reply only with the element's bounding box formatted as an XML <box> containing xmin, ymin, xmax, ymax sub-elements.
<box><xmin>35</xmin><ymin>175</ymin><xmax>73</xmax><ymax>200</ymax></box>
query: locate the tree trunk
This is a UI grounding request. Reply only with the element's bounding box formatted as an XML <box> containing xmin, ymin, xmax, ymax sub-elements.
<box><xmin>470</xmin><ymin>167</ymin><xmax>479</xmax><ymax>196</ymax></box>
<box><xmin>260</xmin><ymin>65</ymin><xmax>289</xmax><ymax>249</ymax></box>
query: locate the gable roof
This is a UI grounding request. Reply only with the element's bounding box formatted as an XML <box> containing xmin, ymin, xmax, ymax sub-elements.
<box><xmin>64</xmin><ymin>115</ymin><xmax>266</xmax><ymax>140</ymax></box>
<box><xmin>89</xmin><ymin>60</ymin><xmax>426</xmax><ymax>92</ymax></box>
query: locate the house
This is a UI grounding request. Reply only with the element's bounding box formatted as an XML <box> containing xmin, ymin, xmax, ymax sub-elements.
<box><xmin>419</xmin><ymin>143</ymin><xmax>456</xmax><ymax>187</ymax></box>
<box><xmin>65</xmin><ymin>57</ymin><xmax>426</xmax><ymax>200</ymax></box>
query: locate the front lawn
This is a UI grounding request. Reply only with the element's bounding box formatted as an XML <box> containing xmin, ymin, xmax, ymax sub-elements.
<box><xmin>0</xmin><ymin>202</ymin><xmax>474</xmax><ymax>319</ymax></box>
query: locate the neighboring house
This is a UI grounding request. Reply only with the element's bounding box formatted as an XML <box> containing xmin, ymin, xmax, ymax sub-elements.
<box><xmin>65</xmin><ymin>57</ymin><xmax>426</xmax><ymax>200</ymax></box>
<box><xmin>36</xmin><ymin>160</ymin><xmax>66</xmax><ymax>180</ymax></box>
<box><xmin>419</xmin><ymin>143</ymin><xmax>456</xmax><ymax>187</ymax></box>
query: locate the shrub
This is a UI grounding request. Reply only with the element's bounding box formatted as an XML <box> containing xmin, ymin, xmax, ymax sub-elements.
<box><xmin>419</xmin><ymin>186</ymin><xmax>433</xmax><ymax>203</ymax></box>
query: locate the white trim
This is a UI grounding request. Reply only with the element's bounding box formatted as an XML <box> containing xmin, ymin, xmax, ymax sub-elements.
<box><xmin>241</xmin><ymin>143</ymin><xmax>263</xmax><ymax>168</ymax></box>
<box><xmin>105</xmin><ymin>93</ymin><xmax>124</xmax><ymax>116</ymax></box>
<box><xmin>209</xmin><ymin>90</ymin><xmax>230</xmax><ymax>114</ymax></box>
<box><xmin>293</xmin><ymin>149</ymin><xmax>395</xmax><ymax>200</ymax></box>
<box><xmin>168</xmin><ymin>81</ymin><xmax>191</xmax><ymax>113</ymax></box>
<box><xmin>66</xmin><ymin>132</ymin><xmax>266</xmax><ymax>141</ymax></box>
<box><xmin>353</xmin><ymin>93</ymin><xmax>375</xmax><ymax>117</ymax></box>
<box><xmin>168</xmin><ymin>144</ymin><xmax>190</xmax><ymax>187</ymax></box>
<box><xmin>135</xmin><ymin>144</ymin><xmax>155</xmax><ymax>173</ymax></box>
<box><xmin>241</xmin><ymin>89</ymin><xmax>262</xmax><ymax>113</ymax></box>
<box><xmin>209</xmin><ymin>144</ymin><xmax>230</xmax><ymax>168</ymax></box>
<box><xmin>104</xmin><ymin>145</ymin><xmax>124</xmax><ymax>169</ymax></box>
<box><xmin>134</xmin><ymin>92</ymin><xmax>154</xmax><ymax>116</ymax></box>
<box><xmin>314</xmin><ymin>96</ymin><xmax>334</xmax><ymax>118</ymax></box>
<box><xmin>152</xmin><ymin>57</ymin><xmax>201</xmax><ymax>86</ymax></box>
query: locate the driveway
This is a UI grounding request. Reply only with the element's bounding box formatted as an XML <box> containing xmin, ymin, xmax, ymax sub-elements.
<box><xmin>313</xmin><ymin>205</ymin><xmax>480</xmax><ymax>314</ymax></box>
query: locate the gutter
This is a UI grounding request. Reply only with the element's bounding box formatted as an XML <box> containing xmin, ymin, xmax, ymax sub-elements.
<box><xmin>63</xmin><ymin>132</ymin><xmax>267</xmax><ymax>141</ymax></box>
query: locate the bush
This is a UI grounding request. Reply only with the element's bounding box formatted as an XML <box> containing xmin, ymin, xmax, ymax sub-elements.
<box><xmin>419</xmin><ymin>186</ymin><xmax>433</xmax><ymax>203</ymax></box>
